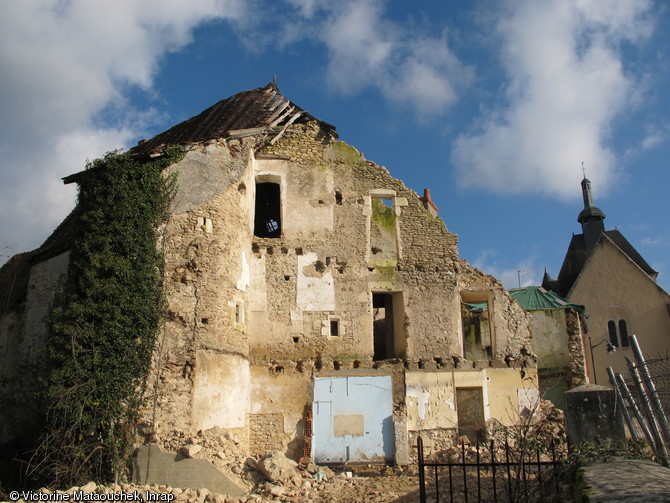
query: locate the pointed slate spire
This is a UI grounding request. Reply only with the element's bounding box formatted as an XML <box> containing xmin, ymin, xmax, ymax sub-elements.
<box><xmin>577</xmin><ymin>174</ymin><xmax>606</xmax><ymax>252</ymax></box>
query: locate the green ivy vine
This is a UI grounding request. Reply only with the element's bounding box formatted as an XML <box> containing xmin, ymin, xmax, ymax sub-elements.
<box><xmin>36</xmin><ymin>148</ymin><xmax>182</xmax><ymax>486</ymax></box>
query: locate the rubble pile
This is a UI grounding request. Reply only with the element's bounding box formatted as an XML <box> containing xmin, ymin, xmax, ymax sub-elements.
<box><xmin>8</xmin><ymin>456</ymin><xmax>421</xmax><ymax>503</ymax></box>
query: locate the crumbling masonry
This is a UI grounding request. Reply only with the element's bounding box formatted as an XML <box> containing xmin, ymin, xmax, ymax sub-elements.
<box><xmin>0</xmin><ymin>82</ymin><xmax>538</xmax><ymax>465</ymax></box>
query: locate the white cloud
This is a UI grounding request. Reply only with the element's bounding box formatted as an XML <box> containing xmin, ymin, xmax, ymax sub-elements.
<box><xmin>641</xmin><ymin>124</ymin><xmax>668</xmax><ymax>150</ymax></box>
<box><xmin>451</xmin><ymin>0</ymin><xmax>653</xmax><ymax>200</ymax></box>
<box><xmin>0</xmin><ymin>0</ymin><xmax>248</xmax><ymax>260</ymax></box>
<box><xmin>318</xmin><ymin>0</ymin><xmax>472</xmax><ymax>114</ymax></box>
<box><xmin>473</xmin><ymin>249</ymin><xmax>540</xmax><ymax>290</ymax></box>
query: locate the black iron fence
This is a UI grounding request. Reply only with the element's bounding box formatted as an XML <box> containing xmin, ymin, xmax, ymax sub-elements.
<box><xmin>417</xmin><ymin>436</ymin><xmax>568</xmax><ymax>503</ymax></box>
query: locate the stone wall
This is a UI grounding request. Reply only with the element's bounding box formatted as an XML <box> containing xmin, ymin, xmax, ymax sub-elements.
<box><xmin>0</xmin><ymin>118</ymin><xmax>535</xmax><ymax>466</ymax></box>
<box><xmin>565</xmin><ymin>308</ymin><xmax>588</xmax><ymax>387</ymax></box>
<box><xmin>143</xmin><ymin>138</ymin><xmax>258</xmax><ymax>438</ymax></box>
<box><xmin>142</xmin><ymin>121</ymin><xmax>534</xmax><ymax>463</ymax></box>
<box><xmin>0</xmin><ymin>251</ymin><xmax>69</xmax><ymax>443</ymax></box>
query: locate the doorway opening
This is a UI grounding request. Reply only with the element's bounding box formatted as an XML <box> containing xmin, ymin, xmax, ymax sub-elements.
<box><xmin>456</xmin><ymin>387</ymin><xmax>485</xmax><ymax>442</ymax></box>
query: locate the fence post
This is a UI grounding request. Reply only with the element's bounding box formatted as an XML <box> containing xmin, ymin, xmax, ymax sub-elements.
<box><xmin>607</xmin><ymin>366</ymin><xmax>640</xmax><ymax>442</ymax></box>
<box><xmin>630</xmin><ymin>334</ymin><xmax>670</xmax><ymax>446</ymax></box>
<box><xmin>616</xmin><ymin>372</ymin><xmax>657</xmax><ymax>451</ymax></box>
<box><xmin>626</xmin><ymin>356</ymin><xmax>669</xmax><ymax>466</ymax></box>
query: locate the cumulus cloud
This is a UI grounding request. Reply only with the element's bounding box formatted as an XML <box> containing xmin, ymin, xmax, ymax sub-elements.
<box><xmin>0</xmin><ymin>0</ymin><xmax>248</xmax><ymax>259</ymax></box>
<box><xmin>278</xmin><ymin>0</ymin><xmax>472</xmax><ymax>115</ymax></box>
<box><xmin>320</xmin><ymin>0</ymin><xmax>472</xmax><ymax>114</ymax></box>
<box><xmin>451</xmin><ymin>0</ymin><xmax>653</xmax><ymax>199</ymax></box>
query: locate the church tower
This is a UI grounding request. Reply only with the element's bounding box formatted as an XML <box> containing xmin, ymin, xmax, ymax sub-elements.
<box><xmin>577</xmin><ymin>176</ymin><xmax>606</xmax><ymax>252</ymax></box>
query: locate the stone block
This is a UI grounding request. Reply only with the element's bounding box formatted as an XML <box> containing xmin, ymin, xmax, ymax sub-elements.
<box><xmin>564</xmin><ymin>384</ymin><xmax>624</xmax><ymax>446</ymax></box>
<box><xmin>257</xmin><ymin>451</ymin><xmax>298</xmax><ymax>482</ymax></box>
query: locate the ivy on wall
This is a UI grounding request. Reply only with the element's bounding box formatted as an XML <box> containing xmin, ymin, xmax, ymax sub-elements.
<box><xmin>37</xmin><ymin>148</ymin><xmax>182</xmax><ymax>486</ymax></box>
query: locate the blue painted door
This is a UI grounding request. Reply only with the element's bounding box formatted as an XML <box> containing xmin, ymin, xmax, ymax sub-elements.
<box><xmin>312</xmin><ymin>376</ymin><xmax>394</xmax><ymax>463</ymax></box>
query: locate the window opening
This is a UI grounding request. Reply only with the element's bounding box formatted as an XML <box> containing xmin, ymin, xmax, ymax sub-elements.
<box><xmin>461</xmin><ymin>292</ymin><xmax>493</xmax><ymax>360</ymax></box>
<box><xmin>330</xmin><ymin>320</ymin><xmax>339</xmax><ymax>337</ymax></box>
<box><xmin>254</xmin><ymin>182</ymin><xmax>281</xmax><ymax>238</ymax></box>
<box><xmin>372</xmin><ymin>292</ymin><xmax>405</xmax><ymax>360</ymax></box>
<box><xmin>618</xmin><ymin>320</ymin><xmax>629</xmax><ymax>347</ymax></box>
<box><xmin>608</xmin><ymin>319</ymin><xmax>629</xmax><ymax>348</ymax></box>
<box><xmin>369</xmin><ymin>196</ymin><xmax>397</xmax><ymax>260</ymax></box>
<box><xmin>234</xmin><ymin>303</ymin><xmax>244</xmax><ymax>325</ymax></box>
<box><xmin>607</xmin><ymin>320</ymin><xmax>618</xmax><ymax>347</ymax></box>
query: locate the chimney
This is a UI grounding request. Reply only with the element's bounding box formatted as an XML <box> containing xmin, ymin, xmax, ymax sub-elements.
<box><xmin>420</xmin><ymin>188</ymin><xmax>438</xmax><ymax>217</ymax></box>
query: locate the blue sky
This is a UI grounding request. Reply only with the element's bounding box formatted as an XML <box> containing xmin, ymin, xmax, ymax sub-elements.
<box><xmin>1</xmin><ymin>0</ymin><xmax>669</xmax><ymax>291</ymax></box>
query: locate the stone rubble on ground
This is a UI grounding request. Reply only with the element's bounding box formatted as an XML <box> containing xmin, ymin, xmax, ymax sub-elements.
<box><xmin>13</xmin><ymin>456</ymin><xmax>420</xmax><ymax>503</ymax></box>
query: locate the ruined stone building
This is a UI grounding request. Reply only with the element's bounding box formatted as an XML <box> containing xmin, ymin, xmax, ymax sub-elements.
<box><xmin>508</xmin><ymin>286</ymin><xmax>588</xmax><ymax>409</ymax></box>
<box><xmin>543</xmin><ymin>178</ymin><xmax>670</xmax><ymax>386</ymax></box>
<box><xmin>1</xmin><ymin>82</ymin><xmax>538</xmax><ymax>465</ymax></box>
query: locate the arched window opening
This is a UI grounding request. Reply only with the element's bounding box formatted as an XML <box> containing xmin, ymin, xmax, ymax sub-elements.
<box><xmin>607</xmin><ymin>319</ymin><xmax>630</xmax><ymax>348</ymax></box>
<box><xmin>618</xmin><ymin>319</ymin><xmax>629</xmax><ymax>347</ymax></box>
<box><xmin>607</xmin><ymin>320</ymin><xmax>618</xmax><ymax>347</ymax></box>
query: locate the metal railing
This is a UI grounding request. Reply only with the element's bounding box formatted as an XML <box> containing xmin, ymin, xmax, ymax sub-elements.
<box><xmin>417</xmin><ymin>436</ymin><xmax>567</xmax><ymax>503</ymax></box>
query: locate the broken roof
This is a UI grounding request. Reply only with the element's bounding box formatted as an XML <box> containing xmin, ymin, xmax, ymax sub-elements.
<box><xmin>131</xmin><ymin>80</ymin><xmax>336</xmax><ymax>157</ymax></box>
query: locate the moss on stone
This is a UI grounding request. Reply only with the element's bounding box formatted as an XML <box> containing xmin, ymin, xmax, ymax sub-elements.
<box><xmin>375</xmin><ymin>264</ymin><xmax>397</xmax><ymax>282</ymax></box>
<box><xmin>328</xmin><ymin>141</ymin><xmax>367</xmax><ymax>165</ymax></box>
<box><xmin>371</xmin><ymin>198</ymin><xmax>396</xmax><ymax>235</ymax></box>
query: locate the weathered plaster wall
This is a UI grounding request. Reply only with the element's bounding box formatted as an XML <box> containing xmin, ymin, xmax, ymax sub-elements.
<box><xmin>406</xmin><ymin>369</ymin><xmax>538</xmax><ymax>430</ymax></box>
<box><xmin>405</xmin><ymin>368</ymin><xmax>538</xmax><ymax>454</ymax></box>
<box><xmin>531</xmin><ymin>309</ymin><xmax>570</xmax><ymax>370</ymax></box>
<box><xmin>145</xmin><ymin>140</ymin><xmax>257</xmax><ymax>438</ymax></box>
<box><xmin>135</xmin><ymin>122</ymin><xmax>535</xmax><ymax>464</ymax></box>
<box><xmin>406</xmin><ymin>371</ymin><xmax>457</xmax><ymax>432</ymax></box>
<box><xmin>528</xmin><ymin>307</ymin><xmax>587</xmax><ymax>407</ymax></box>
<box><xmin>192</xmin><ymin>352</ymin><xmax>250</xmax><ymax>431</ymax></box>
<box><xmin>248</xmin><ymin>365</ymin><xmax>312</xmax><ymax>459</ymax></box>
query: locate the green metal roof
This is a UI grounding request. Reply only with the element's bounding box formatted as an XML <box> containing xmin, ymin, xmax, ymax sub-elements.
<box><xmin>508</xmin><ymin>286</ymin><xmax>586</xmax><ymax>315</ymax></box>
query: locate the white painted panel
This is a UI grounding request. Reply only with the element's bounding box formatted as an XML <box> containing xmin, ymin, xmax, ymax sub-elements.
<box><xmin>296</xmin><ymin>252</ymin><xmax>335</xmax><ymax>311</ymax></box>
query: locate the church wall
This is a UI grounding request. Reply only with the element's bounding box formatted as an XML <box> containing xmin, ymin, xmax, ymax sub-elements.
<box><xmin>569</xmin><ymin>237</ymin><xmax>670</xmax><ymax>386</ymax></box>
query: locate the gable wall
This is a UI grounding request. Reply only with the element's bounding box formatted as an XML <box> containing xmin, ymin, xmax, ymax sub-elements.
<box><xmin>142</xmin><ymin>123</ymin><xmax>535</xmax><ymax>462</ymax></box>
<box><xmin>569</xmin><ymin>237</ymin><xmax>670</xmax><ymax>385</ymax></box>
